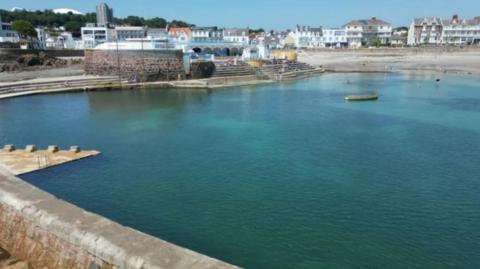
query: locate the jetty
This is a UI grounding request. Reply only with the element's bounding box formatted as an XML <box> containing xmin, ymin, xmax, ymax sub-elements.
<box><xmin>0</xmin><ymin>145</ymin><xmax>100</xmax><ymax>175</ymax></box>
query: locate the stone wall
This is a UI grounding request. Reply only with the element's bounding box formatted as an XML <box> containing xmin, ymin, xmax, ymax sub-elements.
<box><xmin>0</xmin><ymin>168</ymin><xmax>240</xmax><ymax>269</ymax></box>
<box><xmin>84</xmin><ymin>50</ymin><xmax>186</xmax><ymax>82</ymax></box>
<box><xmin>190</xmin><ymin>61</ymin><xmax>216</xmax><ymax>79</ymax></box>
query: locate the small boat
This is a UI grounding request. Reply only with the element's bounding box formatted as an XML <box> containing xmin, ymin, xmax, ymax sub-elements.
<box><xmin>344</xmin><ymin>94</ymin><xmax>379</xmax><ymax>101</ymax></box>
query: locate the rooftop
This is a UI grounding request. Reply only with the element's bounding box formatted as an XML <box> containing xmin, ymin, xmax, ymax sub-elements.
<box><xmin>345</xmin><ymin>17</ymin><xmax>391</xmax><ymax>27</ymax></box>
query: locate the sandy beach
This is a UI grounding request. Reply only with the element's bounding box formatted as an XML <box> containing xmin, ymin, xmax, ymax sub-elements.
<box><xmin>298</xmin><ymin>47</ymin><xmax>480</xmax><ymax>76</ymax></box>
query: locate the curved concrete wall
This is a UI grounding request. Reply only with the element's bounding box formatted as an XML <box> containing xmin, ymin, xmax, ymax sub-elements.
<box><xmin>0</xmin><ymin>168</ymin><xmax>240</xmax><ymax>269</ymax></box>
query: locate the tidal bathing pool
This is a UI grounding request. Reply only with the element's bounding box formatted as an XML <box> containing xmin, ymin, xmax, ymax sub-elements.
<box><xmin>1</xmin><ymin>73</ymin><xmax>480</xmax><ymax>269</ymax></box>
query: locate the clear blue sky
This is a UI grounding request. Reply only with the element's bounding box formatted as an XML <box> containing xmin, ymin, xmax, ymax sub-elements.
<box><xmin>1</xmin><ymin>0</ymin><xmax>479</xmax><ymax>30</ymax></box>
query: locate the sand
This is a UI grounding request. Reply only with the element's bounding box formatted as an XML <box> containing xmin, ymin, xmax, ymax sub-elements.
<box><xmin>298</xmin><ymin>48</ymin><xmax>480</xmax><ymax>76</ymax></box>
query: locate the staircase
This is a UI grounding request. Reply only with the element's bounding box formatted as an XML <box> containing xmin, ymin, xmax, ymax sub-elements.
<box><xmin>212</xmin><ymin>61</ymin><xmax>257</xmax><ymax>78</ymax></box>
<box><xmin>0</xmin><ymin>76</ymin><xmax>122</xmax><ymax>96</ymax></box>
<box><xmin>259</xmin><ymin>60</ymin><xmax>323</xmax><ymax>80</ymax></box>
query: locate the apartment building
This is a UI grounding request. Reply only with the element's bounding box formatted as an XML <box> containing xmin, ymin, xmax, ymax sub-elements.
<box><xmin>345</xmin><ymin>17</ymin><xmax>392</xmax><ymax>48</ymax></box>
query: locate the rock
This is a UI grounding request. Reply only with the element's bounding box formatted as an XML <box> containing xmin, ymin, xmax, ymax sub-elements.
<box><xmin>0</xmin><ymin>247</ymin><xmax>11</xmax><ymax>262</ymax></box>
<box><xmin>16</xmin><ymin>54</ymin><xmax>42</xmax><ymax>66</ymax></box>
<box><xmin>38</xmin><ymin>51</ymin><xmax>47</xmax><ymax>60</ymax></box>
<box><xmin>3</xmin><ymin>144</ymin><xmax>15</xmax><ymax>152</ymax></box>
<box><xmin>25</xmin><ymin>145</ymin><xmax>37</xmax><ymax>152</ymax></box>
<box><xmin>69</xmin><ymin>146</ymin><xmax>81</xmax><ymax>153</ymax></box>
<box><xmin>2</xmin><ymin>260</ymin><xmax>30</xmax><ymax>269</ymax></box>
<box><xmin>1</xmin><ymin>63</ymin><xmax>20</xmax><ymax>73</ymax></box>
<box><xmin>47</xmin><ymin>145</ymin><xmax>59</xmax><ymax>153</ymax></box>
<box><xmin>9</xmin><ymin>64</ymin><xmax>20</xmax><ymax>72</ymax></box>
<box><xmin>69</xmin><ymin>58</ymin><xmax>84</xmax><ymax>65</ymax></box>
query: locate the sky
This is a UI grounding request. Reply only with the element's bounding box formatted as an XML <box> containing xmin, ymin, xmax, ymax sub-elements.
<box><xmin>1</xmin><ymin>0</ymin><xmax>479</xmax><ymax>30</ymax></box>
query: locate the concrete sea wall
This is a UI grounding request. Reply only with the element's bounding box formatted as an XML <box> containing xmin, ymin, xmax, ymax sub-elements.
<box><xmin>0</xmin><ymin>168</ymin><xmax>240</xmax><ymax>269</ymax></box>
<box><xmin>84</xmin><ymin>50</ymin><xmax>186</xmax><ymax>82</ymax></box>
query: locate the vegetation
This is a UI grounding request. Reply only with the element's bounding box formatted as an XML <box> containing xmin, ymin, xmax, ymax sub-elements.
<box><xmin>0</xmin><ymin>9</ymin><xmax>96</xmax><ymax>29</ymax></box>
<box><xmin>249</xmin><ymin>28</ymin><xmax>265</xmax><ymax>35</ymax></box>
<box><xmin>112</xmin><ymin>16</ymin><xmax>192</xmax><ymax>28</ymax></box>
<box><xmin>369</xmin><ymin>39</ymin><xmax>385</xmax><ymax>47</ymax></box>
<box><xmin>393</xmin><ymin>26</ymin><xmax>409</xmax><ymax>32</ymax></box>
<box><xmin>0</xmin><ymin>9</ymin><xmax>193</xmax><ymax>36</ymax></box>
<box><xmin>12</xmin><ymin>20</ymin><xmax>37</xmax><ymax>38</ymax></box>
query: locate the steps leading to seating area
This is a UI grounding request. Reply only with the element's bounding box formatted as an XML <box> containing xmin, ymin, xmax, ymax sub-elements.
<box><xmin>0</xmin><ymin>77</ymin><xmax>121</xmax><ymax>95</ymax></box>
<box><xmin>212</xmin><ymin>61</ymin><xmax>257</xmax><ymax>78</ymax></box>
<box><xmin>259</xmin><ymin>61</ymin><xmax>321</xmax><ymax>79</ymax></box>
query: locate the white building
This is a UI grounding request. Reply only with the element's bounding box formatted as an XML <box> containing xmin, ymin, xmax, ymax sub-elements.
<box><xmin>292</xmin><ymin>25</ymin><xmax>323</xmax><ymax>48</ymax></box>
<box><xmin>147</xmin><ymin>28</ymin><xmax>169</xmax><ymax>40</ymax></box>
<box><xmin>35</xmin><ymin>27</ymin><xmax>82</xmax><ymax>50</ymax></box>
<box><xmin>242</xmin><ymin>44</ymin><xmax>270</xmax><ymax>60</ymax></box>
<box><xmin>407</xmin><ymin>17</ymin><xmax>443</xmax><ymax>46</ymax></box>
<box><xmin>191</xmin><ymin>27</ymin><xmax>223</xmax><ymax>42</ymax></box>
<box><xmin>321</xmin><ymin>28</ymin><xmax>347</xmax><ymax>48</ymax></box>
<box><xmin>114</xmin><ymin>26</ymin><xmax>146</xmax><ymax>41</ymax></box>
<box><xmin>81</xmin><ymin>26</ymin><xmax>113</xmax><ymax>49</ymax></box>
<box><xmin>345</xmin><ymin>17</ymin><xmax>392</xmax><ymax>48</ymax></box>
<box><xmin>168</xmin><ymin>27</ymin><xmax>192</xmax><ymax>44</ymax></box>
<box><xmin>442</xmin><ymin>15</ymin><xmax>480</xmax><ymax>45</ymax></box>
<box><xmin>35</xmin><ymin>27</ymin><xmax>47</xmax><ymax>49</ymax></box>
<box><xmin>223</xmin><ymin>28</ymin><xmax>249</xmax><ymax>45</ymax></box>
<box><xmin>251</xmin><ymin>33</ymin><xmax>283</xmax><ymax>49</ymax></box>
<box><xmin>94</xmin><ymin>38</ymin><xmax>174</xmax><ymax>50</ymax></box>
<box><xmin>96</xmin><ymin>2</ymin><xmax>113</xmax><ymax>27</ymax></box>
<box><xmin>391</xmin><ymin>27</ymin><xmax>408</xmax><ymax>47</ymax></box>
<box><xmin>0</xmin><ymin>15</ymin><xmax>20</xmax><ymax>43</ymax></box>
<box><xmin>407</xmin><ymin>15</ymin><xmax>480</xmax><ymax>46</ymax></box>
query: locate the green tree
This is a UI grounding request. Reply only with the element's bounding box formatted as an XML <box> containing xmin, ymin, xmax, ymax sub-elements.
<box><xmin>12</xmin><ymin>20</ymin><xmax>37</xmax><ymax>38</ymax></box>
<box><xmin>249</xmin><ymin>28</ymin><xmax>265</xmax><ymax>35</ymax></box>
<box><xmin>64</xmin><ymin>21</ymin><xmax>83</xmax><ymax>37</ymax></box>
<box><xmin>1</xmin><ymin>8</ymin><xmax>192</xmax><ymax>32</ymax></box>
<box><xmin>123</xmin><ymin>16</ymin><xmax>144</xmax><ymax>26</ymax></box>
<box><xmin>145</xmin><ymin>17</ymin><xmax>167</xmax><ymax>28</ymax></box>
<box><xmin>170</xmin><ymin>20</ymin><xmax>193</xmax><ymax>27</ymax></box>
<box><xmin>369</xmin><ymin>39</ymin><xmax>383</xmax><ymax>47</ymax></box>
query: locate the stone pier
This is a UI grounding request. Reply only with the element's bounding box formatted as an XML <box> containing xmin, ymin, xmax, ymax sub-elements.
<box><xmin>0</xmin><ymin>168</ymin><xmax>241</xmax><ymax>269</ymax></box>
<box><xmin>0</xmin><ymin>145</ymin><xmax>100</xmax><ymax>175</ymax></box>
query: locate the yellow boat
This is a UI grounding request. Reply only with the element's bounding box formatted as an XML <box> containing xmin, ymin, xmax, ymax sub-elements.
<box><xmin>344</xmin><ymin>95</ymin><xmax>379</xmax><ymax>101</ymax></box>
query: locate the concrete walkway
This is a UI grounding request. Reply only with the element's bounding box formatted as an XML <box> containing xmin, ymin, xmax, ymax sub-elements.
<box><xmin>0</xmin><ymin>147</ymin><xmax>100</xmax><ymax>175</ymax></box>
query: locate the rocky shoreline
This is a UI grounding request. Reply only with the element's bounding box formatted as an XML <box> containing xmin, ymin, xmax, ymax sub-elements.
<box><xmin>0</xmin><ymin>52</ymin><xmax>83</xmax><ymax>74</ymax></box>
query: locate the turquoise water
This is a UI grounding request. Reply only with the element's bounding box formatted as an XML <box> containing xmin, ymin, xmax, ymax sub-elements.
<box><xmin>1</xmin><ymin>73</ymin><xmax>480</xmax><ymax>269</ymax></box>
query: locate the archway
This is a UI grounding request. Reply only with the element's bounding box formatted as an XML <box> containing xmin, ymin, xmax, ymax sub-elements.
<box><xmin>192</xmin><ymin>47</ymin><xmax>202</xmax><ymax>53</ymax></box>
<box><xmin>213</xmin><ymin>47</ymin><xmax>224</xmax><ymax>56</ymax></box>
<box><xmin>203</xmin><ymin>47</ymin><xmax>213</xmax><ymax>54</ymax></box>
<box><xmin>230</xmin><ymin>47</ymin><xmax>240</xmax><ymax>56</ymax></box>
